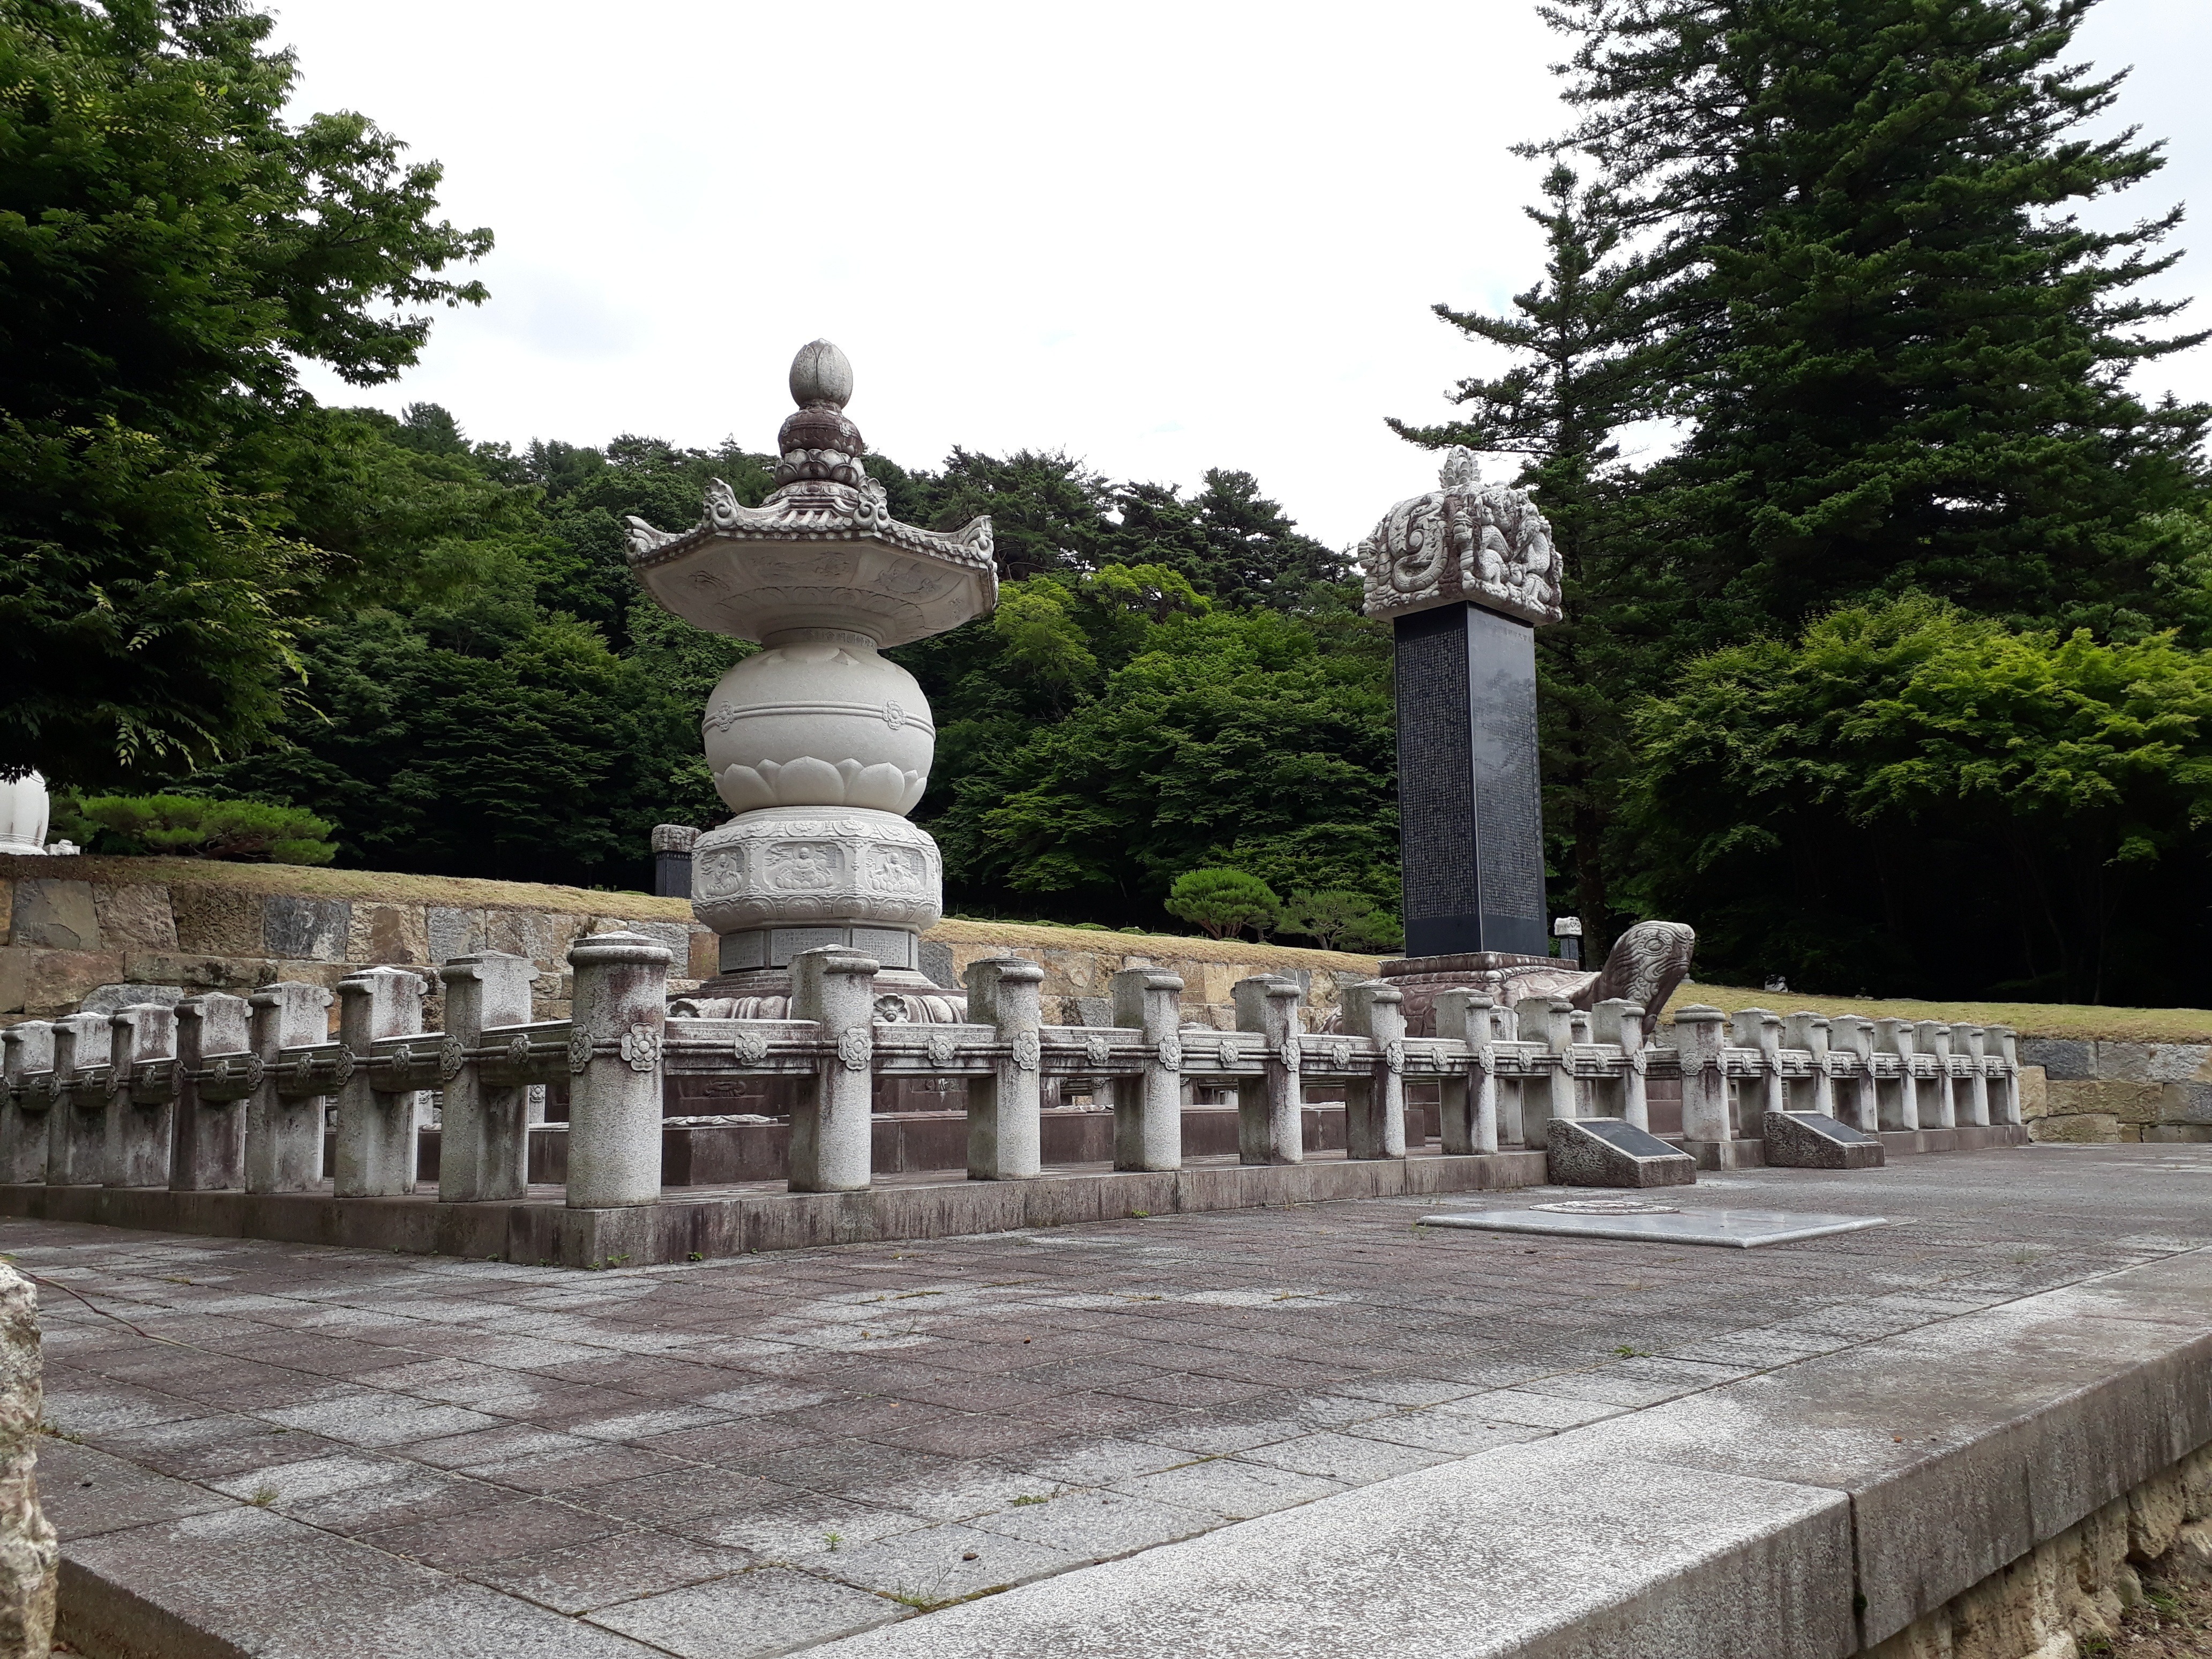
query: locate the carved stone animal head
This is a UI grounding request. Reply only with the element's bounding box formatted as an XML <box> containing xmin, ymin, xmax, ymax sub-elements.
<box><xmin>1573</xmin><ymin>921</ymin><xmax>1697</xmax><ymax>1017</ymax></box>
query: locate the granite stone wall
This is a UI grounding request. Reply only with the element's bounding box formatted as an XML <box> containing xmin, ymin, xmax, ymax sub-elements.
<box><xmin>2018</xmin><ymin>1039</ymin><xmax>2212</xmax><ymax>1144</ymax></box>
<box><xmin>0</xmin><ymin>858</ymin><xmax>1380</xmax><ymax>1035</ymax></box>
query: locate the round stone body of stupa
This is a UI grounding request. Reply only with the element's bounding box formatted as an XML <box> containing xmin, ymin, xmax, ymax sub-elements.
<box><xmin>704</xmin><ymin>630</ymin><xmax>933</xmax><ymax>817</ymax></box>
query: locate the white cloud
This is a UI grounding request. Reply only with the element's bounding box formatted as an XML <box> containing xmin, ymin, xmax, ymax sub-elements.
<box><xmin>278</xmin><ymin>0</ymin><xmax>2211</xmax><ymax>547</ymax></box>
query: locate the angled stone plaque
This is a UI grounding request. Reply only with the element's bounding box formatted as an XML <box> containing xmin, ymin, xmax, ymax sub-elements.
<box><xmin>1763</xmin><ymin>1110</ymin><xmax>1886</xmax><ymax>1170</ymax></box>
<box><xmin>1547</xmin><ymin>1115</ymin><xmax>1697</xmax><ymax>1189</ymax></box>
<box><xmin>1418</xmin><ymin>1207</ymin><xmax>1892</xmax><ymax>1249</ymax></box>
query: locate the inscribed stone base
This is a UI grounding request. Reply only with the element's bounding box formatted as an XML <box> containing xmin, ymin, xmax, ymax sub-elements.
<box><xmin>1546</xmin><ymin>1117</ymin><xmax>1696</xmax><ymax>1189</ymax></box>
<box><xmin>1762</xmin><ymin>1110</ymin><xmax>1886</xmax><ymax>1170</ymax></box>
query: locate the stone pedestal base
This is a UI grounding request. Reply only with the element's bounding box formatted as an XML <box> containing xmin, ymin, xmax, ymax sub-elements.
<box><xmin>1378</xmin><ymin>951</ymin><xmax>1582</xmax><ymax>1038</ymax></box>
<box><xmin>676</xmin><ymin>966</ymin><xmax>964</xmax><ymax>1023</ymax></box>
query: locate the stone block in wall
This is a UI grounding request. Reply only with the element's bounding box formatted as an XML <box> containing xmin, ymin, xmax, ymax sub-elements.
<box><xmin>263</xmin><ymin>895</ymin><xmax>350</xmax><ymax>961</ymax></box>
<box><xmin>427</xmin><ymin>906</ymin><xmax>486</xmax><ymax>963</ymax></box>
<box><xmin>78</xmin><ymin>984</ymin><xmax>186</xmax><ymax>1014</ymax></box>
<box><xmin>2020</xmin><ymin>1038</ymin><xmax>2095</xmax><ymax>1079</ymax></box>
<box><xmin>485</xmin><ymin>908</ymin><xmax>587</xmax><ymax>969</ymax></box>
<box><xmin>2047</xmin><ymin>1079</ymin><xmax>2164</xmax><ymax>1124</ymax></box>
<box><xmin>2159</xmin><ymin>1081</ymin><xmax>2212</xmax><ymax>1125</ymax></box>
<box><xmin>1065</xmin><ymin>996</ymin><xmax>1110</xmax><ymax>1027</ymax></box>
<box><xmin>348</xmin><ymin>902</ymin><xmax>430</xmax><ymax>966</ymax></box>
<box><xmin>2019</xmin><ymin>1065</ymin><xmax>2048</xmax><ymax>1120</ymax></box>
<box><xmin>686</xmin><ymin>926</ymin><xmax>717</xmax><ymax>981</ymax></box>
<box><xmin>90</xmin><ymin>883</ymin><xmax>175</xmax><ymax>950</ymax></box>
<box><xmin>920</xmin><ymin>939</ymin><xmax>958</xmax><ymax>991</ymax></box>
<box><xmin>2031</xmin><ymin>1111</ymin><xmax>2123</xmax><ymax>1144</ymax></box>
<box><xmin>171</xmin><ymin>884</ymin><xmax>263</xmax><ymax>956</ymax></box>
<box><xmin>0</xmin><ymin>878</ymin><xmax>10</xmax><ymax>946</ymax></box>
<box><xmin>0</xmin><ymin>946</ymin><xmax>124</xmax><ymax>1016</ymax></box>
<box><xmin>2144</xmin><ymin>1125</ymin><xmax>2212</xmax><ymax>1143</ymax></box>
<box><xmin>9</xmin><ymin>880</ymin><xmax>96</xmax><ymax>951</ymax></box>
<box><xmin>2089</xmin><ymin>1041</ymin><xmax>2212</xmax><ymax>1083</ymax></box>
<box><xmin>122</xmin><ymin>952</ymin><xmax>270</xmax><ymax>995</ymax></box>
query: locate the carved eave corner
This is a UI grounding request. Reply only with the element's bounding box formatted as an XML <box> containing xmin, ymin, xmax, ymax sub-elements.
<box><xmin>1357</xmin><ymin>446</ymin><xmax>1565</xmax><ymax>630</ymax></box>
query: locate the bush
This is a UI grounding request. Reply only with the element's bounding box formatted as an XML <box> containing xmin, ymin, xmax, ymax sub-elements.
<box><xmin>60</xmin><ymin>795</ymin><xmax>337</xmax><ymax>864</ymax></box>
<box><xmin>1164</xmin><ymin>868</ymin><xmax>1280</xmax><ymax>940</ymax></box>
<box><xmin>1280</xmin><ymin>889</ymin><xmax>1385</xmax><ymax>951</ymax></box>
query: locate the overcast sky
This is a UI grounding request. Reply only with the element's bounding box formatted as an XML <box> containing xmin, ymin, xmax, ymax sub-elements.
<box><xmin>273</xmin><ymin>0</ymin><xmax>2212</xmax><ymax>550</ymax></box>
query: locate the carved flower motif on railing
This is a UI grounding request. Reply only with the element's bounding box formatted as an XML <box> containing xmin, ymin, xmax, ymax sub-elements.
<box><xmin>926</xmin><ymin>1033</ymin><xmax>956</xmax><ymax>1069</ymax></box>
<box><xmin>1280</xmin><ymin>1035</ymin><xmax>1301</xmax><ymax>1074</ymax></box>
<box><xmin>290</xmin><ymin>1052</ymin><xmax>316</xmax><ymax>1090</ymax></box>
<box><xmin>331</xmin><ymin>1045</ymin><xmax>356</xmax><ymax>1086</ymax></box>
<box><xmin>1215</xmin><ymin>1038</ymin><xmax>1237</xmax><ymax>1072</ymax></box>
<box><xmin>567</xmin><ymin>1028</ymin><xmax>595</xmax><ymax>1074</ymax></box>
<box><xmin>1083</xmin><ymin>1035</ymin><xmax>1110</xmax><ymax>1068</ymax></box>
<box><xmin>389</xmin><ymin>1043</ymin><xmax>415</xmax><ymax>1075</ymax></box>
<box><xmin>1155</xmin><ymin>1035</ymin><xmax>1182</xmax><ymax>1072</ymax></box>
<box><xmin>838</xmin><ymin>1028</ymin><xmax>872</xmax><ymax>1073</ymax></box>
<box><xmin>1011</xmin><ymin>1030</ymin><xmax>1041</xmax><ymax>1073</ymax></box>
<box><xmin>620</xmin><ymin>1025</ymin><xmax>661</xmax><ymax>1074</ymax></box>
<box><xmin>734</xmin><ymin>1030</ymin><xmax>769</xmax><ymax>1065</ymax></box>
<box><xmin>507</xmin><ymin>1034</ymin><xmax>532</xmax><ymax>1068</ymax></box>
<box><xmin>1328</xmin><ymin>1040</ymin><xmax>1353</xmax><ymax>1071</ymax></box>
<box><xmin>241</xmin><ymin>1054</ymin><xmax>265</xmax><ymax>1090</ymax></box>
<box><xmin>1383</xmin><ymin>1040</ymin><xmax>1406</xmax><ymax>1076</ymax></box>
<box><xmin>438</xmin><ymin>1036</ymin><xmax>467</xmax><ymax>1083</ymax></box>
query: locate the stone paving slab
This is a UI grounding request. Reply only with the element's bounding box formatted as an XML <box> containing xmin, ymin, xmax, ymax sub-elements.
<box><xmin>16</xmin><ymin>1142</ymin><xmax>2212</xmax><ymax>1656</ymax></box>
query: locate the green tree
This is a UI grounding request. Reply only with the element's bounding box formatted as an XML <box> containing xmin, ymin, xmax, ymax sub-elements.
<box><xmin>1165</xmin><ymin>868</ymin><xmax>1282</xmax><ymax>940</ymax></box>
<box><xmin>1539</xmin><ymin>0</ymin><xmax>2208</xmax><ymax>634</ymax></box>
<box><xmin>0</xmin><ymin>0</ymin><xmax>490</xmax><ymax>785</ymax></box>
<box><xmin>1392</xmin><ymin>162</ymin><xmax>1673</xmax><ymax>956</ymax></box>
<box><xmin>1627</xmin><ymin>593</ymin><xmax>2212</xmax><ymax>1004</ymax></box>
<box><xmin>1280</xmin><ymin>888</ymin><xmax>1394</xmax><ymax>952</ymax></box>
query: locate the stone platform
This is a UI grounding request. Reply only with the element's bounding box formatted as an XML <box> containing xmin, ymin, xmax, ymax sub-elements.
<box><xmin>18</xmin><ymin>1143</ymin><xmax>2212</xmax><ymax>1656</ymax></box>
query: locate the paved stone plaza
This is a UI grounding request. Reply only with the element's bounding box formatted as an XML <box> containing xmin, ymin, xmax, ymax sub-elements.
<box><xmin>22</xmin><ymin>1144</ymin><xmax>2212</xmax><ymax>1656</ymax></box>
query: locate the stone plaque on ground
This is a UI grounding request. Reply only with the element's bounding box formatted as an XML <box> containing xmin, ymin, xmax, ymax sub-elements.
<box><xmin>1418</xmin><ymin>1207</ymin><xmax>1892</xmax><ymax>1248</ymax></box>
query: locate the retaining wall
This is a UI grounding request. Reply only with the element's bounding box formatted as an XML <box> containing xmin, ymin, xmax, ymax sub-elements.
<box><xmin>2019</xmin><ymin>1038</ymin><xmax>2212</xmax><ymax>1144</ymax></box>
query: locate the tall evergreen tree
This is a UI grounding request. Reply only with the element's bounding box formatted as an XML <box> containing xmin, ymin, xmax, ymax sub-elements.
<box><xmin>1392</xmin><ymin>163</ymin><xmax>1672</xmax><ymax>952</ymax></box>
<box><xmin>1539</xmin><ymin>0</ymin><xmax>2208</xmax><ymax>634</ymax></box>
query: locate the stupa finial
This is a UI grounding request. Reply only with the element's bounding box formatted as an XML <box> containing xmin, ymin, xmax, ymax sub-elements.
<box><xmin>789</xmin><ymin>339</ymin><xmax>854</xmax><ymax>410</ymax></box>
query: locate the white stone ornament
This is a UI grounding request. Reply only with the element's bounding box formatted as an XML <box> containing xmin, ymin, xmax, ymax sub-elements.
<box><xmin>690</xmin><ymin>809</ymin><xmax>943</xmax><ymax>936</ymax></box>
<box><xmin>1215</xmin><ymin>1037</ymin><xmax>1237</xmax><ymax>1071</ymax></box>
<box><xmin>0</xmin><ymin>773</ymin><xmax>51</xmax><ymax>857</ymax></box>
<box><xmin>838</xmin><ymin>1028</ymin><xmax>873</xmax><ymax>1072</ymax></box>
<box><xmin>437</xmin><ymin>1035</ymin><xmax>467</xmax><ymax>1083</ymax></box>
<box><xmin>1280</xmin><ymin>1035</ymin><xmax>1302</xmax><ymax>1073</ymax></box>
<box><xmin>1156</xmin><ymin>1035</ymin><xmax>1183</xmax><ymax>1071</ymax></box>
<box><xmin>1084</xmin><ymin>1035</ymin><xmax>1111</xmax><ymax>1067</ymax></box>
<box><xmin>1384</xmin><ymin>1040</ymin><xmax>1406</xmax><ymax>1075</ymax></box>
<box><xmin>620</xmin><ymin>1025</ymin><xmax>661</xmax><ymax>1074</ymax></box>
<box><xmin>1011</xmin><ymin>1030</ymin><xmax>1041</xmax><ymax>1073</ymax></box>
<box><xmin>734</xmin><ymin>1030</ymin><xmax>770</xmax><ymax>1065</ymax></box>
<box><xmin>567</xmin><ymin>1028</ymin><xmax>595</xmax><ymax>1074</ymax></box>
<box><xmin>926</xmin><ymin>1033</ymin><xmax>956</xmax><ymax>1068</ymax></box>
<box><xmin>1329</xmin><ymin>1040</ymin><xmax>1353</xmax><ymax>1070</ymax></box>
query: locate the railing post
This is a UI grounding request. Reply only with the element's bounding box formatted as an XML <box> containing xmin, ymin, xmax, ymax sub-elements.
<box><xmin>1233</xmin><ymin>975</ymin><xmax>1303</xmax><ymax>1165</ymax></box>
<box><xmin>1516</xmin><ymin>996</ymin><xmax>1575</xmax><ymax>1147</ymax></box>
<box><xmin>1873</xmin><ymin>1018</ymin><xmax>1918</xmax><ymax>1131</ymax></box>
<box><xmin>1434</xmin><ymin>989</ymin><xmax>1498</xmax><ymax>1155</ymax></box>
<box><xmin>335</xmin><ymin>968</ymin><xmax>428</xmax><ymax>1198</ymax></box>
<box><xmin>1826</xmin><ymin>1015</ymin><xmax>1875</xmax><ymax>1132</ymax></box>
<box><xmin>787</xmin><ymin>945</ymin><xmax>875</xmax><ymax>1194</ymax></box>
<box><xmin>0</xmin><ymin>1023</ymin><xmax>54</xmax><ymax>1185</ymax></box>
<box><xmin>1593</xmin><ymin>999</ymin><xmax>1649</xmax><ymax>1131</ymax></box>
<box><xmin>565</xmin><ymin>931</ymin><xmax>671</xmax><ymax>1209</ymax></box>
<box><xmin>245</xmin><ymin>983</ymin><xmax>333</xmax><ymax>1193</ymax></box>
<box><xmin>967</xmin><ymin>956</ymin><xmax>1045</xmax><ymax>1180</ymax></box>
<box><xmin>1670</xmin><ymin>1004</ymin><xmax>1732</xmax><ymax>1149</ymax></box>
<box><xmin>107</xmin><ymin>1005</ymin><xmax>176</xmax><ymax>1187</ymax></box>
<box><xmin>1956</xmin><ymin>1025</ymin><xmax>1991</xmax><ymax>1127</ymax></box>
<box><xmin>1989</xmin><ymin>1026</ymin><xmax>2021</xmax><ymax>1124</ymax></box>
<box><xmin>1731</xmin><ymin>1008</ymin><xmax>1784</xmax><ymax>1127</ymax></box>
<box><xmin>49</xmin><ymin>1013</ymin><xmax>112</xmax><ymax>1186</ymax></box>
<box><xmin>1785</xmin><ymin>1012</ymin><xmax>1833</xmax><ymax>1117</ymax></box>
<box><xmin>172</xmin><ymin>994</ymin><xmax>251</xmax><ymax>1190</ymax></box>
<box><xmin>1339</xmin><ymin>981</ymin><xmax>1406</xmax><ymax>1160</ymax></box>
<box><xmin>1110</xmin><ymin>967</ymin><xmax>1184</xmax><ymax>1172</ymax></box>
<box><xmin>436</xmin><ymin>953</ymin><xmax>536</xmax><ymax>1202</ymax></box>
<box><xmin>1916</xmin><ymin>1020</ymin><xmax>1955</xmax><ymax>1130</ymax></box>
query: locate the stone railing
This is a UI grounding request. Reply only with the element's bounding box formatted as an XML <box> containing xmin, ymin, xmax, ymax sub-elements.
<box><xmin>0</xmin><ymin>932</ymin><xmax>2022</xmax><ymax>1206</ymax></box>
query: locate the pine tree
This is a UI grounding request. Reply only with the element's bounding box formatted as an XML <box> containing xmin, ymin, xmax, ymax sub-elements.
<box><xmin>1540</xmin><ymin>0</ymin><xmax>2209</xmax><ymax>634</ymax></box>
<box><xmin>1391</xmin><ymin>163</ymin><xmax>1673</xmax><ymax>953</ymax></box>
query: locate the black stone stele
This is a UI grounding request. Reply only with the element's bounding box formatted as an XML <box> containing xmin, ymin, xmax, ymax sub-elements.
<box><xmin>1392</xmin><ymin>602</ymin><xmax>1547</xmax><ymax>958</ymax></box>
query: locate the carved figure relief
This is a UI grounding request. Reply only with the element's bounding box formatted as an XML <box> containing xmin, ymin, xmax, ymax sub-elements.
<box><xmin>864</xmin><ymin>844</ymin><xmax>925</xmax><ymax>895</ymax></box>
<box><xmin>766</xmin><ymin>843</ymin><xmax>840</xmax><ymax>891</ymax></box>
